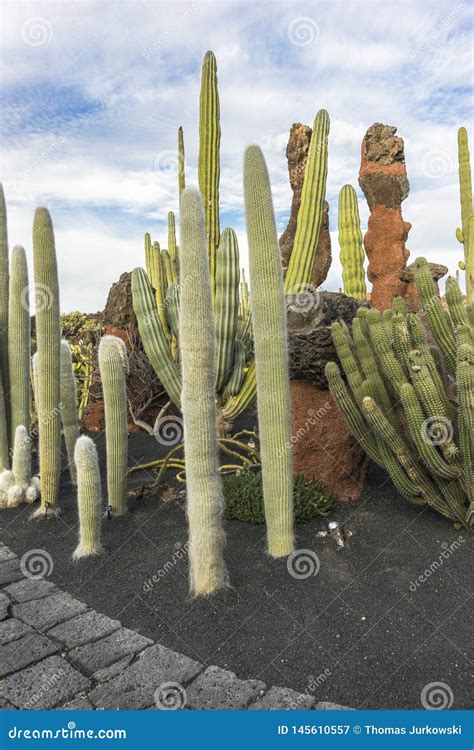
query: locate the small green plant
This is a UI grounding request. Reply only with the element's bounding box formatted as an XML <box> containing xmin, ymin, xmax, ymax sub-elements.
<box><xmin>222</xmin><ymin>469</ymin><xmax>335</xmax><ymax>524</ymax></box>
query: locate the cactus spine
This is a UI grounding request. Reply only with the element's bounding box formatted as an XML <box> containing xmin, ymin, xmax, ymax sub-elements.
<box><xmin>33</xmin><ymin>208</ymin><xmax>61</xmax><ymax>515</ymax></box>
<box><xmin>215</xmin><ymin>228</ymin><xmax>240</xmax><ymax>391</ymax></box>
<box><xmin>60</xmin><ymin>340</ymin><xmax>80</xmax><ymax>484</ymax></box>
<box><xmin>179</xmin><ymin>188</ymin><xmax>228</xmax><ymax>595</ymax></box>
<box><xmin>338</xmin><ymin>185</ymin><xmax>366</xmax><ymax>300</ymax></box>
<box><xmin>244</xmin><ymin>146</ymin><xmax>294</xmax><ymax>557</ymax></box>
<box><xmin>8</xmin><ymin>246</ymin><xmax>30</xmax><ymax>443</ymax></box>
<box><xmin>98</xmin><ymin>336</ymin><xmax>128</xmax><ymax>516</ymax></box>
<box><xmin>456</xmin><ymin>127</ymin><xmax>474</xmax><ymax>304</ymax></box>
<box><xmin>284</xmin><ymin>110</ymin><xmax>330</xmax><ymax>292</ymax></box>
<box><xmin>198</xmin><ymin>51</ymin><xmax>220</xmax><ymax>297</ymax></box>
<box><xmin>178</xmin><ymin>126</ymin><xmax>186</xmax><ymax>196</ymax></box>
<box><xmin>73</xmin><ymin>435</ymin><xmax>103</xmax><ymax>558</ymax></box>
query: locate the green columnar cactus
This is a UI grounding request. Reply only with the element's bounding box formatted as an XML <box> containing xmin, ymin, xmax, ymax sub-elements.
<box><xmin>8</xmin><ymin>246</ymin><xmax>30</xmax><ymax>444</ymax></box>
<box><xmin>73</xmin><ymin>435</ymin><xmax>103</xmax><ymax>559</ymax></box>
<box><xmin>131</xmin><ymin>267</ymin><xmax>181</xmax><ymax>407</ymax></box>
<box><xmin>98</xmin><ymin>336</ymin><xmax>128</xmax><ymax>517</ymax></box>
<box><xmin>244</xmin><ymin>145</ymin><xmax>294</xmax><ymax>557</ymax></box>
<box><xmin>144</xmin><ymin>232</ymin><xmax>153</xmax><ymax>282</ymax></box>
<box><xmin>60</xmin><ymin>340</ymin><xmax>80</xmax><ymax>485</ymax></box>
<box><xmin>161</xmin><ymin>249</ymin><xmax>175</xmax><ymax>287</ymax></box>
<box><xmin>33</xmin><ymin>208</ymin><xmax>61</xmax><ymax>516</ymax></box>
<box><xmin>284</xmin><ymin>109</ymin><xmax>330</xmax><ymax>292</ymax></box>
<box><xmin>227</xmin><ymin>340</ymin><xmax>246</xmax><ymax>396</ymax></box>
<box><xmin>0</xmin><ymin>185</ymin><xmax>9</xmax><ymax>442</ymax></box>
<box><xmin>168</xmin><ymin>211</ymin><xmax>178</xmax><ymax>265</ymax></box>
<box><xmin>338</xmin><ymin>185</ymin><xmax>366</xmax><ymax>300</ymax></box>
<box><xmin>198</xmin><ymin>51</ymin><xmax>221</xmax><ymax>297</ymax></box>
<box><xmin>215</xmin><ymin>228</ymin><xmax>240</xmax><ymax>391</ymax></box>
<box><xmin>179</xmin><ymin>188</ymin><xmax>228</xmax><ymax>595</ymax></box>
<box><xmin>414</xmin><ymin>257</ymin><xmax>456</xmax><ymax>374</ymax></box>
<box><xmin>456</xmin><ymin>128</ymin><xmax>473</xmax><ymax>304</ymax></box>
<box><xmin>0</xmin><ymin>366</ymin><xmax>8</xmax><ymax>471</ymax></box>
<box><xmin>165</xmin><ymin>283</ymin><xmax>180</xmax><ymax>340</ymax></box>
<box><xmin>178</xmin><ymin>126</ymin><xmax>186</xmax><ymax>196</ymax></box>
<box><xmin>446</xmin><ymin>276</ymin><xmax>468</xmax><ymax>327</ymax></box>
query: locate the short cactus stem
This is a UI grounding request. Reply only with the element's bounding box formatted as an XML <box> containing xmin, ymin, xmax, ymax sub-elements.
<box><xmin>12</xmin><ymin>425</ymin><xmax>31</xmax><ymax>490</ymax></box>
<box><xmin>8</xmin><ymin>245</ymin><xmax>30</xmax><ymax>443</ymax></box>
<box><xmin>73</xmin><ymin>436</ymin><xmax>103</xmax><ymax>559</ymax></box>
<box><xmin>60</xmin><ymin>340</ymin><xmax>80</xmax><ymax>485</ymax></box>
<box><xmin>98</xmin><ymin>336</ymin><xmax>128</xmax><ymax>516</ymax></box>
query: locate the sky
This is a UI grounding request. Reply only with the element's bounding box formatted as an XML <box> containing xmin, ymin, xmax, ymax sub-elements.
<box><xmin>1</xmin><ymin>0</ymin><xmax>473</xmax><ymax>312</ymax></box>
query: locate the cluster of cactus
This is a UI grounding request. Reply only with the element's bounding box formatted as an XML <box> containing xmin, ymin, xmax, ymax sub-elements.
<box><xmin>0</xmin><ymin>426</ymin><xmax>40</xmax><ymax>508</ymax></box>
<box><xmin>456</xmin><ymin>127</ymin><xmax>473</xmax><ymax>304</ymax></box>
<box><xmin>326</xmin><ymin>257</ymin><xmax>473</xmax><ymax>524</ymax></box>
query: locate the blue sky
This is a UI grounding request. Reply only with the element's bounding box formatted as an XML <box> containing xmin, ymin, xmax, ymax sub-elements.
<box><xmin>1</xmin><ymin>0</ymin><xmax>473</xmax><ymax>311</ymax></box>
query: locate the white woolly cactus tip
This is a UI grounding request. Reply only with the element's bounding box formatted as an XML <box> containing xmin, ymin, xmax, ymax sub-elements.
<box><xmin>30</xmin><ymin>476</ymin><xmax>41</xmax><ymax>492</ymax></box>
<box><xmin>25</xmin><ymin>485</ymin><xmax>39</xmax><ymax>504</ymax></box>
<box><xmin>7</xmin><ymin>484</ymin><xmax>24</xmax><ymax>508</ymax></box>
<box><xmin>0</xmin><ymin>469</ymin><xmax>15</xmax><ymax>491</ymax></box>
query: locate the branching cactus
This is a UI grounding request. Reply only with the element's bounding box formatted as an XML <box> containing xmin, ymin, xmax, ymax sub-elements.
<box><xmin>338</xmin><ymin>185</ymin><xmax>366</xmax><ymax>300</ymax></box>
<box><xmin>73</xmin><ymin>435</ymin><xmax>103</xmax><ymax>559</ymax></box>
<box><xmin>32</xmin><ymin>208</ymin><xmax>61</xmax><ymax>516</ymax></box>
<box><xmin>98</xmin><ymin>335</ymin><xmax>128</xmax><ymax>516</ymax></box>
<box><xmin>456</xmin><ymin>127</ymin><xmax>473</xmax><ymax>304</ymax></box>
<box><xmin>60</xmin><ymin>340</ymin><xmax>80</xmax><ymax>484</ymax></box>
<box><xmin>8</xmin><ymin>245</ymin><xmax>30</xmax><ymax>443</ymax></box>
<box><xmin>244</xmin><ymin>145</ymin><xmax>294</xmax><ymax>557</ymax></box>
<box><xmin>179</xmin><ymin>188</ymin><xmax>228</xmax><ymax>595</ymax></box>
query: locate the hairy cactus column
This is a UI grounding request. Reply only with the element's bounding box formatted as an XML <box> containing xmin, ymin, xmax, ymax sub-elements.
<box><xmin>244</xmin><ymin>145</ymin><xmax>294</xmax><ymax>557</ymax></box>
<box><xmin>0</xmin><ymin>185</ymin><xmax>9</xmax><ymax>445</ymax></box>
<box><xmin>98</xmin><ymin>336</ymin><xmax>128</xmax><ymax>516</ymax></box>
<box><xmin>33</xmin><ymin>208</ymin><xmax>61</xmax><ymax>516</ymax></box>
<box><xmin>8</xmin><ymin>246</ymin><xmax>30</xmax><ymax>443</ymax></box>
<box><xmin>73</xmin><ymin>435</ymin><xmax>103</xmax><ymax>558</ymax></box>
<box><xmin>60</xmin><ymin>340</ymin><xmax>80</xmax><ymax>484</ymax></box>
<box><xmin>0</xmin><ymin>366</ymin><xmax>8</xmax><ymax>471</ymax></box>
<box><xmin>179</xmin><ymin>188</ymin><xmax>228</xmax><ymax>595</ymax></box>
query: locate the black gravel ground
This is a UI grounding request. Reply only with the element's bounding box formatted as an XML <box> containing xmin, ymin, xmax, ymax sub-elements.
<box><xmin>1</xmin><ymin>431</ymin><xmax>471</xmax><ymax>709</ymax></box>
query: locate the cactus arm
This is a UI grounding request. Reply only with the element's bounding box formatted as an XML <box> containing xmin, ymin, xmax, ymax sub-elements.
<box><xmin>226</xmin><ymin>340</ymin><xmax>246</xmax><ymax>396</ymax></box>
<box><xmin>168</xmin><ymin>211</ymin><xmax>178</xmax><ymax>267</ymax></box>
<box><xmin>467</xmin><ymin>215</ymin><xmax>474</xmax><ymax>305</ymax></box>
<box><xmin>221</xmin><ymin>361</ymin><xmax>256</xmax><ymax>420</ymax></box>
<box><xmin>60</xmin><ymin>340</ymin><xmax>80</xmax><ymax>485</ymax></box>
<box><xmin>98</xmin><ymin>336</ymin><xmax>128</xmax><ymax>516</ymax></box>
<box><xmin>331</xmin><ymin>321</ymin><xmax>365</xmax><ymax>402</ymax></box>
<box><xmin>0</xmin><ymin>185</ymin><xmax>9</xmax><ymax>441</ymax></box>
<box><xmin>244</xmin><ymin>145</ymin><xmax>294</xmax><ymax>557</ymax></box>
<box><xmin>144</xmin><ymin>233</ymin><xmax>153</xmax><ymax>282</ymax></box>
<box><xmin>8</xmin><ymin>246</ymin><xmax>30</xmax><ymax>443</ymax></box>
<box><xmin>179</xmin><ymin>188</ymin><xmax>228</xmax><ymax>595</ymax></box>
<box><xmin>214</xmin><ymin>228</ymin><xmax>240</xmax><ymax>392</ymax></box>
<box><xmin>352</xmin><ymin>318</ymin><xmax>392</xmax><ymax>413</ymax></box>
<box><xmin>457</xmin><ymin>127</ymin><xmax>472</xmax><ymax>278</ymax></box>
<box><xmin>164</xmin><ymin>282</ymin><xmax>180</xmax><ymax>341</ymax></box>
<box><xmin>338</xmin><ymin>184</ymin><xmax>366</xmax><ymax>300</ymax></box>
<box><xmin>131</xmin><ymin>267</ymin><xmax>181</xmax><ymax>408</ymax></box>
<box><xmin>32</xmin><ymin>208</ymin><xmax>61</xmax><ymax>515</ymax></box>
<box><xmin>73</xmin><ymin>436</ymin><xmax>103</xmax><ymax>558</ymax></box>
<box><xmin>366</xmin><ymin>310</ymin><xmax>407</xmax><ymax>393</ymax></box>
<box><xmin>414</xmin><ymin>257</ymin><xmax>457</xmax><ymax>374</ymax></box>
<box><xmin>284</xmin><ymin>110</ymin><xmax>330</xmax><ymax>291</ymax></box>
<box><xmin>198</xmin><ymin>51</ymin><xmax>220</xmax><ymax>298</ymax></box>
<box><xmin>178</xmin><ymin>126</ymin><xmax>186</xmax><ymax>196</ymax></box>
<box><xmin>446</xmin><ymin>276</ymin><xmax>468</xmax><ymax>327</ymax></box>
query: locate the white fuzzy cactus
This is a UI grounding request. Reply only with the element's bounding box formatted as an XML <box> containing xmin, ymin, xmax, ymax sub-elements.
<box><xmin>73</xmin><ymin>436</ymin><xmax>103</xmax><ymax>559</ymax></box>
<box><xmin>60</xmin><ymin>340</ymin><xmax>80</xmax><ymax>484</ymax></box>
<box><xmin>12</xmin><ymin>425</ymin><xmax>31</xmax><ymax>490</ymax></box>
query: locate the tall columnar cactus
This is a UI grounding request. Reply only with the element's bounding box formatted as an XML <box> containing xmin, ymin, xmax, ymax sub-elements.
<box><xmin>0</xmin><ymin>365</ymin><xmax>8</xmax><ymax>471</ymax></box>
<box><xmin>456</xmin><ymin>127</ymin><xmax>473</xmax><ymax>304</ymax></box>
<box><xmin>73</xmin><ymin>435</ymin><xmax>103</xmax><ymax>559</ymax></box>
<box><xmin>178</xmin><ymin>126</ymin><xmax>186</xmax><ymax>196</ymax></box>
<box><xmin>33</xmin><ymin>208</ymin><xmax>61</xmax><ymax>516</ymax></box>
<box><xmin>198</xmin><ymin>51</ymin><xmax>220</xmax><ymax>297</ymax></box>
<box><xmin>60</xmin><ymin>340</ymin><xmax>80</xmax><ymax>485</ymax></box>
<box><xmin>168</xmin><ymin>211</ymin><xmax>178</xmax><ymax>266</ymax></box>
<box><xmin>214</xmin><ymin>228</ymin><xmax>240</xmax><ymax>391</ymax></box>
<box><xmin>338</xmin><ymin>185</ymin><xmax>367</xmax><ymax>300</ymax></box>
<box><xmin>144</xmin><ymin>232</ymin><xmax>153</xmax><ymax>282</ymax></box>
<box><xmin>98</xmin><ymin>336</ymin><xmax>129</xmax><ymax>517</ymax></box>
<box><xmin>326</xmin><ymin>262</ymin><xmax>473</xmax><ymax>525</ymax></box>
<box><xmin>8</xmin><ymin>246</ymin><xmax>30</xmax><ymax>443</ymax></box>
<box><xmin>284</xmin><ymin>109</ymin><xmax>330</xmax><ymax>292</ymax></box>
<box><xmin>0</xmin><ymin>185</ymin><xmax>9</xmax><ymax>443</ymax></box>
<box><xmin>179</xmin><ymin>188</ymin><xmax>228</xmax><ymax>595</ymax></box>
<box><xmin>244</xmin><ymin>145</ymin><xmax>294</xmax><ymax>557</ymax></box>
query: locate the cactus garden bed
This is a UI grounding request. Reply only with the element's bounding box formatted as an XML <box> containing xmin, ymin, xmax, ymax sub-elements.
<box><xmin>0</xmin><ymin>431</ymin><xmax>470</xmax><ymax>710</ymax></box>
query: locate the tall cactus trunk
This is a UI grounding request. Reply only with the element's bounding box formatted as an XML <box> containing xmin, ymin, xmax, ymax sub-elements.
<box><xmin>73</xmin><ymin>435</ymin><xmax>103</xmax><ymax>558</ymax></box>
<box><xmin>32</xmin><ymin>208</ymin><xmax>61</xmax><ymax>516</ymax></box>
<box><xmin>60</xmin><ymin>340</ymin><xmax>80</xmax><ymax>485</ymax></box>
<box><xmin>0</xmin><ymin>185</ymin><xmax>9</xmax><ymax>448</ymax></box>
<box><xmin>8</xmin><ymin>246</ymin><xmax>30</xmax><ymax>444</ymax></box>
<box><xmin>244</xmin><ymin>145</ymin><xmax>295</xmax><ymax>557</ymax></box>
<box><xmin>179</xmin><ymin>188</ymin><xmax>228</xmax><ymax>596</ymax></box>
<box><xmin>338</xmin><ymin>185</ymin><xmax>367</xmax><ymax>300</ymax></box>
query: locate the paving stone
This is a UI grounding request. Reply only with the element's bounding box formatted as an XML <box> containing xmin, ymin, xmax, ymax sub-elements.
<box><xmin>0</xmin><ymin>558</ymin><xmax>23</xmax><ymax>585</ymax></box>
<box><xmin>0</xmin><ymin>655</ymin><xmax>91</xmax><ymax>710</ymax></box>
<box><xmin>0</xmin><ymin>618</ymin><xmax>33</xmax><ymax>646</ymax></box>
<box><xmin>0</xmin><ymin>632</ymin><xmax>58</xmax><ymax>677</ymax></box>
<box><xmin>5</xmin><ymin>577</ymin><xmax>58</xmax><ymax>603</ymax></box>
<box><xmin>0</xmin><ymin>698</ymin><xmax>16</xmax><ymax>710</ymax></box>
<box><xmin>93</xmin><ymin>655</ymin><xmax>134</xmax><ymax>683</ymax></box>
<box><xmin>12</xmin><ymin>592</ymin><xmax>87</xmax><ymax>630</ymax></box>
<box><xmin>57</xmin><ymin>696</ymin><xmax>94</xmax><ymax>710</ymax></box>
<box><xmin>0</xmin><ymin>545</ymin><xmax>16</xmax><ymax>563</ymax></box>
<box><xmin>68</xmin><ymin>627</ymin><xmax>152</xmax><ymax>675</ymax></box>
<box><xmin>186</xmin><ymin>665</ymin><xmax>266</xmax><ymax>710</ymax></box>
<box><xmin>0</xmin><ymin>591</ymin><xmax>9</xmax><ymax>619</ymax></box>
<box><xmin>47</xmin><ymin>610</ymin><xmax>121</xmax><ymax>649</ymax></box>
<box><xmin>314</xmin><ymin>701</ymin><xmax>355</xmax><ymax>710</ymax></box>
<box><xmin>249</xmin><ymin>686</ymin><xmax>315</xmax><ymax>710</ymax></box>
<box><xmin>89</xmin><ymin>643</ymin><xmax>202</xmax><ymax>710</ymax></box>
